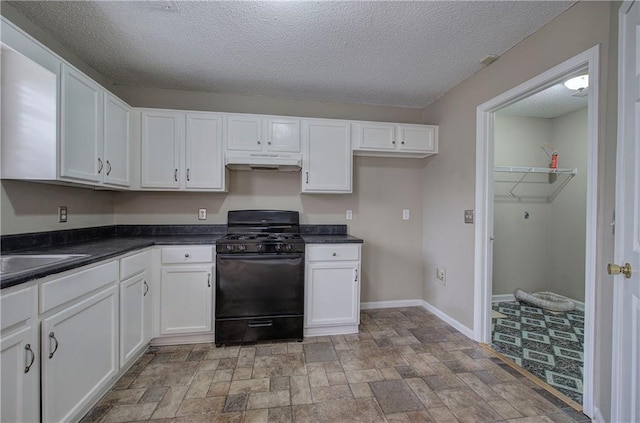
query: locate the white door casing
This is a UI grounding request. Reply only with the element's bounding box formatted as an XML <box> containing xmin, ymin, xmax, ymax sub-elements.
<box><xmin>474</xmin><ymin>46</ymin><xmax>599</xmax><ymax>416</ymax></box>
<box><xmin>611</xmin><ymin>2</ymin><xmax>640</xmax><ymax>421</ymax></box>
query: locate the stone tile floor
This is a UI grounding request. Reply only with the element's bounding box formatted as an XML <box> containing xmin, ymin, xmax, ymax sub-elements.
<box><xmin>81</xmin><ymin>307</ymin><xmax>591</xmax><ymax>422</ymax></box>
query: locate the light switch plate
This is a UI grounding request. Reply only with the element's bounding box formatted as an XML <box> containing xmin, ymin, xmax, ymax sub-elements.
<box><xmin>464</xmin><ymin>210</ymin><xmax>474</xmax><ymax>224</ymax></box>
<box><xmin>346</xmin><ymin>210</ymin><xmax>353</xmax><ymax>220</ymax></box>
<box><xmin>403</xmin><ymin>209</ymin><xmax>410</xmax><ymax>220</ymax></box>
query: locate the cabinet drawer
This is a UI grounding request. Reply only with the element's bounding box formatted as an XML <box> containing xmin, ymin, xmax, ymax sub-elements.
<box><xmin>39</xmin><ymin>261</ymin><xmax>118</xmax><ymax>313</ymax></box>
<box><xmin>1</xmin><ymin>286</ymin><xmax>34</xmax><ymax>330</ymax></box>
<box><xmin>306</xmin><ymin>245</ymin><xmax>360</xmax><ymax>262</ymax></box>
<box><xmin>120</xmin><ymin>250</ymin><xmax>151</xmax><ymax>280</ymax></box>
<box><xmin>161</xmin><ymin>246</ymin><xmax>213</xmax><ymax>264</ymax></box>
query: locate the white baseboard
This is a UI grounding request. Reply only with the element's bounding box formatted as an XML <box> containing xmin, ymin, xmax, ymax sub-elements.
<box><xmin>492</xmin><ymin>292</ymin><xmax>585</xmax><ymax>311</ymax></box>
<box><xmin>361</xmin><ymin>299</ymin><xmax>474</xmax><ymax>340</ymax></box>
<box><xmin>419</xmin><ymin>300</ymin><xmax>474</xmax><ymax>339</ymax></box>
<box><xmin>360</xmin><ymin>299</ymin><xmax>425</xmax><ymax>310</ymax></box>
<box><xmin>592</xmin><ymin>407</ymin><xmax>605</xmax><ymax>423</ymax></box>
<box><xmin>492</xmin><ymin>294</ymin><xmax>515</xmax><ymax>303</ymax></box>
<box><xmin>151</xmin><ymin>333</ymin><xmax>214</xmax><ymax>346</ymax></box>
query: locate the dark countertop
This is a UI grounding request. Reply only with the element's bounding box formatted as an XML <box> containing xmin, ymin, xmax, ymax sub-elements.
<box><xmin>301</xmin><ymin>234</ymin><xmax>363</xmax><ymax>244</ymax></box>
<box><xmin>1</xmin><ymin>231</ymin><xmax>363</xmax><ymax>290</ymax></box>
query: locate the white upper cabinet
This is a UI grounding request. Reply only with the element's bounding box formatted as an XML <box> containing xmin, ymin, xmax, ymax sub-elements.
<box><xmin>141</xmin><ymin>110</ymin><xmax>226</xmax><ymax>191</ymax></box>
<box><xmin>301</xmin><ymin>119</ymin><xmax>352</xmax><ymax>193</ymax></box>
<box><xmin>141</xmin><ymin>110</ymin><xmax>182</xmax><ymax>189</ymax></box>
<box><xmin>352</xmin><ymin>122</ymin><xmax>438</xmax><ymax>157</ymax></box>
<box><xmin>186</xmin><ymin>113</ymin><xmax>225</xmax><ymax>190</ymax></box>
<box><xmin>226</xmin><ymin>114</ymin><xmax>300</xmax><ymax>153</ymax></box>
<box><xmin>60</xmin><ymin>65</ymin><xmax>104</xmax><ymax>183</ymax></box>
<box><xmin>103</xmin><ymin>94</ymin><xmax>131</xmax><ymax>187</ymax></box>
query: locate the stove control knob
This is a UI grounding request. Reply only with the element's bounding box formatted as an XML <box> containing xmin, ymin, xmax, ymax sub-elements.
<box><xmin>238</xmin><ymin>244</ymin><xmax>246</xmax><ymax>252</ymax></box>
<box><xmin>257</xmin><ymin>244</ymin><xmax>264</xmax><ymax>252</ymax></box>
<box><xmin>275</xmin><ymin>243</ymin><xmax>282</xmax><ymax>252</ymax></box>
<box><xmin>226</xmin><ymin>244</ymin><xmax>234</xmax><ymax>252</ymax></box>
<box><xmin>286</xmin><ymin>243</ymin><xmax>293</xmax><ymax>251</ymax></box>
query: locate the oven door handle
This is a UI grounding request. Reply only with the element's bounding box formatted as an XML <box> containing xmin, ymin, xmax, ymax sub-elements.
<box><xmin>248</xmin><ymin>320</ymin><xmax>273</xmax><ymax>328</ymax></box>
<box><xmin>217</xmin><ymin>254</ymin><xmax>303</xmax><ymax>260</ymax></box>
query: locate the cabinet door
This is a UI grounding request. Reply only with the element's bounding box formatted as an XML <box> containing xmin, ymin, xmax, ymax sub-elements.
<box><xmin>60</xmin><ymin>65</ymin><xmax>103</xmax><ymax>183</ymax></box>
<box><xmin>302</xmin><ymin>120</ymin><xmax>352</xmax><ymax>193</ymax></box>
<box><xmin>397</xmin><ymin>125</ymin><xmax>436</xmax><ymax>152</ymax></box>
<box><xmin>265</xmin><ymin>117</ymin><xmax>300</xmax><ymax>152</ymax></box>
<box><xmin>226</xmin><ymin>114</ymin><xmax>262</xmax><ymax>151</ymax></box>
<box><xmin>141</xmin><ymin>110</ymin><xmax>182</xmax><ymax>188</ymax></box>
<box><xmin>42</xmin><ymin>286</ymin><xmax>118</xmax><ymax>423</ymax></box>
<box><xmin>1</xmin><ymin>325</ymin><xmax>39</xmax><ymax>423</ymax></box>
<box><xmin>120</xmin><ymin>273</ymin><xmax>146</xmax><ymax>367</ymax></box>
<box><xmin>103</xmin><ymin>93</ymin><xmax>131</xmax><ymax>187</ymax></box>
<box><xmin>353</xmin><ymin>122</ymin><xmax>396</xmax><ymax>150</ymax></box>
<box><xmin>306</xmin><ymin>262</ymin><xmax>360</xmax><ymax>327</ymax></box>
<box><xmin>160</xmin><ymin>266</ymin><xmax>213</xmax><ymax>335</ymax></box>
<box><xmin>186</xmin><ymin>113</ymin><xmax>225</xmax><ymax>190</ymax></box>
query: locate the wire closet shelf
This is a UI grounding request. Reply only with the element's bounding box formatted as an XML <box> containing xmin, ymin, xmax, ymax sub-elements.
<box><xmin>494</xmin><ymin>166</ymin><xmax>577</xmax><ymax>203</ymax></box>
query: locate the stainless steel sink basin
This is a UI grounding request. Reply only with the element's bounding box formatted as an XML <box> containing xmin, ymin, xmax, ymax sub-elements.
<box><xmin>0</xmin><ymin>254</ymin><xmax>89</xmax><ymax>276</ymax></box>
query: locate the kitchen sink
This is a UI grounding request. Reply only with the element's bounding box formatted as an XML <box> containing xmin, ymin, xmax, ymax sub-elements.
<box><xmin>0</xmin><ymin>254</ymin><xmax>90</xmax><ymax>276</ymax></box>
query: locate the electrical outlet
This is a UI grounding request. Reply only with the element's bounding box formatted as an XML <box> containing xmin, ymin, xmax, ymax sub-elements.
<box><xmin>58</xmin><ymin>206</ymin><xmax>67</xmax><ymax>223</ymax></box>
<box><xmin>464</xmin><ymin>210</ymin><xmax>474</xmax><ymax>224</ymax></box>
<box><xmin>436</xmin><ymin>266</ymin><xmax>446</xmax><ymax>285</ymax></box>
<box><xmin>402</xmin><ymin>209</ymin><xmax>410</xmax><ymax>220</ymax></box>
<box><xmin>198</xmin><ymin>208</ymin><xmax>207</xmax><ymax>220</ymax></box>
<box><xmin>346</xmin><ymin>210</ymin><xmax>353</xmax><ymax>220</ymax></box>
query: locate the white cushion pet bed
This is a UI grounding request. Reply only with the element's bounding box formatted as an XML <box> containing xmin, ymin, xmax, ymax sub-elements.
<box><xmin>513</xmin><ymin>289</ymin><xmax>576</xmax><ymax>312</ymax></box>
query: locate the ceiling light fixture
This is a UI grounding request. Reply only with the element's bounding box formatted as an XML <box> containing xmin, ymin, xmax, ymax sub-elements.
<box><xmin>563</xmin><ymin>74</ymin><xmax>589</xmax><ymax>91</ymax></box>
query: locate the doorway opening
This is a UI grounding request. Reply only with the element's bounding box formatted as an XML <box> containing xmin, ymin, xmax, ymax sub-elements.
<box><xmin>474</xmin><ymin>47</ymin><xmax>599</xmax><ymax>417</ymax></box>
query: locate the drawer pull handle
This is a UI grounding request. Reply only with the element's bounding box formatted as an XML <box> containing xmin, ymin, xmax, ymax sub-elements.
<box><xmin>106</xmin><ymin>160</ymin><xmax>112</xmax><ymax>175</ymax></box>
<box><xmin>24</xmin><ymin>344</ymin><xmax>35</xmax><ymax>373</ymax></box>
<box><xmin>207</xmin><ymin>273</ymin><xmax>211</xmax><ymax>288</ymax></box>
<box><xmin>174</xmin><ymin>168</ymin><xmax>178</xmax><ymax>182</ymax></box>
<box><xmin>143</xmin><ymin>280</ymin><xmax>149</xmax><ymax>296</ymax></box>
<box><xmin>48</xmin><ymin>332</ymin><xmax>59</xmax><ymax>359</ymax></box>
<box><xmin>97</xmin><ymin>158</ymin><xmax>104</xmax><ymax>174</ymax></box>
<box><xmin>355</xmin><ymin>269</ymin><xmax>358</xmax><ymax>282</ymax></box>
<box><xmin>332</xmin><ymin>252</ymin><xmax>337</xmax><ymax>257</ymax></box>
<box><xmin>186</xmin><ymin>168</ymin><xmax>191</xmax><ymax>181</ymax></box>
<box><xmin>248</xmin><ymin>321</ymin><xmax>273</xmax><ymax>328</ymax></box>
<box><xmin>185</xmin><ymin>253</ymin><xmax>190</xmax><ymax>258</ymax></box>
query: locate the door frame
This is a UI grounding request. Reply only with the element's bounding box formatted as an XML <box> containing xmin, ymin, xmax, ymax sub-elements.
<box><xmin>473</xmin><ymin>46</ymin><xmax>599</xmax><ymax>416</ymax></box>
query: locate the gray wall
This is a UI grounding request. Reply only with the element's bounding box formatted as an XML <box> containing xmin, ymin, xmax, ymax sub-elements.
<box><xmin>421</xmin><ymin>1</ymin><xmax>617</xmax><ymax>419</ymax></box>
<box><xmin>493</xmin><ymin>109</ymin><xmax>588</xmax><ymax>303</ymax></box>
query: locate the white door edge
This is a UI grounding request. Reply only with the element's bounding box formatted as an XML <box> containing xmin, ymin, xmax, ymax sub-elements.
<box><xmin>473</xmin><ymin>45</ymin><xmax>600</xmax><ymax>417</ymax></box>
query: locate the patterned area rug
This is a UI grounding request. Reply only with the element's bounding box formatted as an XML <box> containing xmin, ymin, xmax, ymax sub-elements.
<box><xmin>491</xmin><ymin>301</ymin><xmax>585</xmax><ymax>404</ymax></box>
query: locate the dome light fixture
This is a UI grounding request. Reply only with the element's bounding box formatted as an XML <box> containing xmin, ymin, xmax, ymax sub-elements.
<box><xmin>563</xmin><ymin>74</ymin><xmax>589</xmax><ymax>91</ymax></box>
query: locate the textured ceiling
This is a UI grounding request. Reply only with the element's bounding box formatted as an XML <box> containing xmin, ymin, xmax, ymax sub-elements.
<box><xmin>499</xmin><ymin>83</ymin><xmax>588</xmax><ymax>119</ymax></box>
<box><xmin>7</xmin><ymin>1</ymin><xmax>574</xmax><ymax>108</ymax></box>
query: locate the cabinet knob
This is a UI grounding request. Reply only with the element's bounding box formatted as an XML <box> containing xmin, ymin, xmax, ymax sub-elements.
<box><xmin>332</xmin><ymin>252</ymin><xmax>337</xmax><ymax>257</ymax></box>
<box><xmin>401</xmin><ymin>141</ymin><xmax>405</xmax><ymax>145</ymax></box>
<box><xmin>185</xmin><ymin>253</ymin><xmax>190</xmax><ymax>258</ymax></box>
<box><xmin>268</xmin><ymin>141</ymin><xmax>272</xmax><ymax>145</ymax></box>
<box><xmin>392</xmin><ymin>140</ymin><xmax>396</xmax><ymax>144</ymax></box>
<box><xmin>257</xmin><ymin>140</ymin><xmax>261</xmax><ymax>145</ymax></box>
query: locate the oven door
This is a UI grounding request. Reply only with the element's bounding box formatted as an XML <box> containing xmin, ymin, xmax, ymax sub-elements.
<box><xmin>216</xmin><ymin>253</ymin><xmax>304</xmax><ymax>318</ymax></box>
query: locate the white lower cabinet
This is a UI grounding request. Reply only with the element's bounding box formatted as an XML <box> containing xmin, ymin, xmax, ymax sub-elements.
<box><xmin>305</xmin><ymin>244</ymin><xmax>361</xmax><ymax>336</ymax></box>
<box><xmin>119</xmin><ymin>250</ymin><xmax>152</xmax><ymax>368</ymax></box>
<box><xmin>1</xmin><ymin>286</ymin><xmax>39</xmax><ymax>423</ymax></box>
<box><xmin>41</xmin><ymin>285</ymin><xmax>118</xmax><ymax>423</ymax></box>
<box><xmin>159</xmin><ymin>246</ymin><xmax>214</xmax><ymax>337</ymax></box>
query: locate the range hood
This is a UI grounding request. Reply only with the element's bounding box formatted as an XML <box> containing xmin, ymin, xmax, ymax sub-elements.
<box><xmin>225</xmin><ymin>151</ymin><xmax>302</xmax><ymax>172</ymax></box>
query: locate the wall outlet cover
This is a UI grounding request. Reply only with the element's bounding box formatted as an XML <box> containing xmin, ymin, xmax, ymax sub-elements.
<box><xmin>346</xmin><ymin>210</ymin><xmax>353</xmax><ymax>220</ymax></box>
<box><xmin>198</xmin><ymin>208</ymin><xmax>207</xmax><ymax>220</ymax></box>
<box><xmin>436</xmin><ymin>266</ymin><xmax>446</xmax><ymax>284</ymax></box>
<box><xmin>58</xmin><ymin>206</ymin><xmax>68</xmax><ymax>223</ymax></box>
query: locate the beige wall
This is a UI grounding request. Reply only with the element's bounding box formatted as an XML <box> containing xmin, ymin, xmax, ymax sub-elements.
<box><xmin>1</xmin><ymin>180</ymin><xmax>115</xmax><ymax>235</ymax></box>
<box><xmin>421</xmin><ymin>1</ymin><xmax>617</xmax><ymax>419</ymax></box>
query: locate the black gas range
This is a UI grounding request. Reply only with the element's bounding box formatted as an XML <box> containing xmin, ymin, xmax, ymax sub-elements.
<box><xmin>215</xmin><ymin>210</ymin><xmax>305</xmax><ymax>346</ymax></box>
